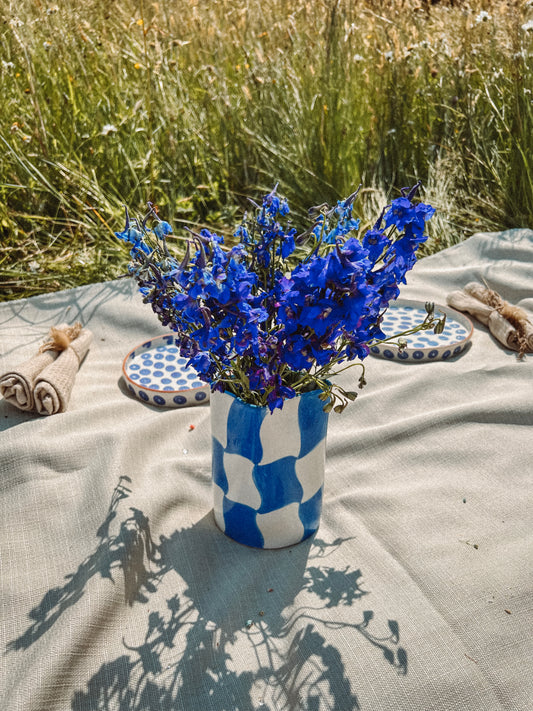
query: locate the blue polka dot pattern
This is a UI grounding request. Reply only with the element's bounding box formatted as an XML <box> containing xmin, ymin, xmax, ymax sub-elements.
<box><xmin>123</xmin><ymin>335</ymin><xmax>210</xmax><ymax>408</ymax></box>
<box><xmin>211</xmin><ymin>389</ymin><xmax>329</xmax><ymax>549</ymax></box>
<box><xmin>369</xmin><ymin>300</ymin><xmax>473</xmax><ymax>363</ymax></box>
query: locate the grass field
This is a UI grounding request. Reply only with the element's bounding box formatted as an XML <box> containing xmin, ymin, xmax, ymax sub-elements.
<box><xmin>1</xmin><ymin>0</ymin><xmax>532</xmax><ymax>300</ymax></box>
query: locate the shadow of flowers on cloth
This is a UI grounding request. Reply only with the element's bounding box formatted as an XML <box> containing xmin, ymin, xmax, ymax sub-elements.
<box><xmin>5</xmin><ymin>476</ymin><xmax>156</xmax><ymax>653</ymax></box>
<box><xmin>6</xmin><ymin>478</ymin><xmax>407</xmax><ymax>710</ymax></box>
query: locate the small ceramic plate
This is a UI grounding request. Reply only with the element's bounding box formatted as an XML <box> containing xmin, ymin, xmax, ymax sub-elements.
<box><xmin>369</xmin><ymin>299</ymin><xmax>473</xmax><ymax>362</ymax></box>
<box><xmin>122</xmin><ymin>334</ymin><xmax>210</xmax><ymax>407</ymax></box>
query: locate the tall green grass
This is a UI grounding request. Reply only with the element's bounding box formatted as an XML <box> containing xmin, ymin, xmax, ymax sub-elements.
<box><xmin>1</xmin><ymin>0</ymin><xmax>532</xmax><ymax>300</ymax></box>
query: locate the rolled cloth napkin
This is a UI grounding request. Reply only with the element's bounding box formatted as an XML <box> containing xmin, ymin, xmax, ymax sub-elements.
<box><xmin>33</xmin><ymin>325</ymin><xmax>93</xmax><ymax>415</ymax></box>
<box><xmin>447</xmin><ymin>282</ymin><xmax>533</xmax><ymax>358</ymax></box>
<box><xmin>0</xmin><ymin>348</ymin><xmax>60</xmax><ymax>411</ymax></box>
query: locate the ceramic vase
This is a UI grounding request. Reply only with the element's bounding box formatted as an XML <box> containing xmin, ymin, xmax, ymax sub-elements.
<box><xmin>210</xmin><ymin>388</ymin><xmax>329</xmax><ymax>549</ymax></box>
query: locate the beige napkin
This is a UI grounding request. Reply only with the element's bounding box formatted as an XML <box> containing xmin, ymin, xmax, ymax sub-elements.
<box><xmin>447</xmin><ymin>282</ymin><xmax>533</xmax><ymax>358</ymax></box>
<box><xmin>0</xmin><ymin>349</ymin><xmax>60</xmax><ymax>411</ymax></box>
<box><xmin>0</xmin><ymin>323</ymin><xmax>92</xmax><ymax>414</ymax></box>
<box><xmin>34</xmin><ymin>327</ymin><xmax>93</xmax><ymax>415</ymax></box>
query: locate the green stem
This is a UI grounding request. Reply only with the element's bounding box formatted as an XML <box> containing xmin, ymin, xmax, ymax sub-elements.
<box><xmin>369</xmin><ymin>316</ymin><xmax>438</xmax><ymax>347</ymax></box>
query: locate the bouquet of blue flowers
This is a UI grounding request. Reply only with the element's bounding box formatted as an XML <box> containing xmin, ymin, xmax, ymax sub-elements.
<box><xmin>116</xmin><ymin>183</ymin><xmax>444</xmax><ymax>412</ymax></box>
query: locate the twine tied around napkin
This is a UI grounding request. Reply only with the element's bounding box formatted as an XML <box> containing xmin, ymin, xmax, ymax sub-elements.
<box><xmin>39</xmin><ymin>322</ymin><xmax>83</xmax><ymax>353</ymax></box>
<box><xmin>447</xmin><ymin>282</ymin><xmax>533</xmax><ymax>358</ymax></box>
<box><xmin>0</xmin><ymin>322</ymin><xmax>92</xmax><ymax>414</ymax></box>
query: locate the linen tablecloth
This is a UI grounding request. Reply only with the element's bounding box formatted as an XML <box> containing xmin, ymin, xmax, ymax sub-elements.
<box><xmin>1</xmin><ymin>229</ymin><xmax>532</xmax><ymax>711</ymax></box>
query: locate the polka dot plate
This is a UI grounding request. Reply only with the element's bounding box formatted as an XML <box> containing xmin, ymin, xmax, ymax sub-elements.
<box><xmin>369</xmin><ymin>299</ymin><xmax>473</xmax><ymax>362</ymax></box>
<box><xmin>122</xmin><ymin>334</ymin><xmax>210</xmax><ymax>408</ymax></box>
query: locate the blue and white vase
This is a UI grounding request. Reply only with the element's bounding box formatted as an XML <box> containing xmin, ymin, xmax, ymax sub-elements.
<box><xmin>210</xmin><ymin>389</ymin><xmax>329</xmax><ymax>549</ymax></box>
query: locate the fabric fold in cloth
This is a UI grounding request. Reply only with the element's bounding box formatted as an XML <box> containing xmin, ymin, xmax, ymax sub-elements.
<box><xmin>33</xmin><ymin>327</ymin><xmax>93</xmax><ymax>415</ymax></box>
<box><xmin>0</xmin><ymin>349</ymin><xmax>60</xmax><ymax>411</ymax></box>
<box><xmin>447</xmin><ymin>281</ymin><xmax>533</xmax><ymax>357</ymax></box>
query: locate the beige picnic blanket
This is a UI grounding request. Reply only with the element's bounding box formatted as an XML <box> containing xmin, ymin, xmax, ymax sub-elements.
<box><xmin>1</xmin><ymin>229</ymin><xmax>532</xmax><ymax>711</ymax></box>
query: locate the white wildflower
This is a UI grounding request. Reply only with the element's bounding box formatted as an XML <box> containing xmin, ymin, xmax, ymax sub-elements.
<box><xmin>522</xmin><ymin>20</ymin><xmax>533</xmax><ymax>32</ymax></box>
<box><xmin>475</xmin><ymin>11</ymin><xmax>492</xmax><ymax>24</ymax></box>
<box><xmin>101</xmin><ymin>124</ymin><xmax>118</xmax><ymax>136</ymax></box>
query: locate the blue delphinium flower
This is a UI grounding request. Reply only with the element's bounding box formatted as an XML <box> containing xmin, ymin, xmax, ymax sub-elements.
<box><xmin>117</xmin><ymin>183</ymin><xmax>438</xmax><ymax>412</ymax></box>
<box><xmin>153</xmin><ymin>220</ymin><xmax>172</xmax><ymax>239</ymax></box>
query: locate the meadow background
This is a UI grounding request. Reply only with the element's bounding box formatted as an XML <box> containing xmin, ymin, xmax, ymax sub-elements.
<box><xmin>1</xmin><ymin>0</ymin><xmax>532</xmax><ymax>301</ymax></box>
